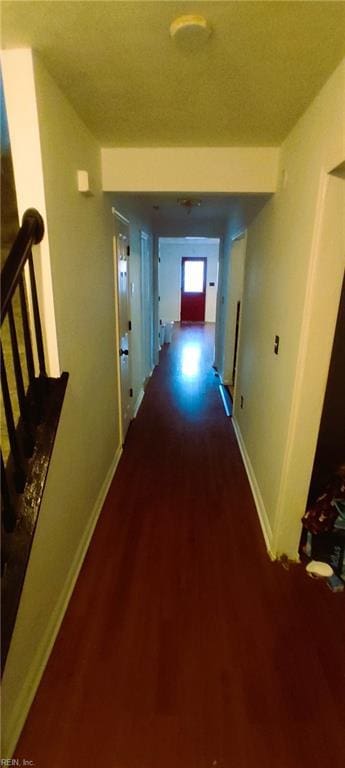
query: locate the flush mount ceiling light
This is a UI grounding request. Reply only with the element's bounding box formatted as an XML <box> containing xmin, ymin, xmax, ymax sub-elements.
<box><xmin>169</xmin><ymin>15</ymin><xmax>212</xmax><ymax>50</ymax></box>
<box><xmin>178</xmin><ymin>198</ymin><xmax>202</xmax><ymax>215</ymax></box>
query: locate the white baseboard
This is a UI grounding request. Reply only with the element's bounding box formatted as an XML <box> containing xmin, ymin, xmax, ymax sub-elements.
<box><xmin>5</xmin><ymin>445</ymin><xmax>122</xmax><ymax>758</ymax></box>
<box><xmin>133</xmin><ymin>387</ymin><xmax>145</xmax><ymax>418</ymax></box>
<box><xmin>218</xmin><ymin>385</ymin><xmax>231</xmax><ymax>417</ymax></box>
<box><xmin>232</xmin><ymin>417</ymin><xmax>275</xmax><ymax>559</ymax></box>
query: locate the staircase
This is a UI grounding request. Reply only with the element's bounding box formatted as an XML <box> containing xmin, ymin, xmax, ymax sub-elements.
<box><xmin>1</xmin><ymin>209</ymin><xmax>68</xmax><ymax>671</ymax></box>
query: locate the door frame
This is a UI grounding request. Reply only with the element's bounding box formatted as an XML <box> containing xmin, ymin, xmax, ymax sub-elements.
<box><xmin>213</xmin><ymin>235</ymin><xmax>226</xmax><ymax>371</ymax></box>
<box><xmin>222</xmin><ymin>231</ymin><xmax>247</xmax><ymax>388</ymax></box>
<box><xmin>153</xmin><ymin>235</ymin><xmax>160</xmax><ymax>365</ymax></box>
<box><xmin>140</xmin><ymin>230</ymin><xmax>154</xmax><ymax>382</ymax></box>
<box><xmin>112</xmin><ymin>208</ymin><xmax>132</xmax><ymax>446</ymax></box>
<box><xmin>273</xmin><ymin>167</ymin><xmax>345</xmax><ymax>557</ymax></box>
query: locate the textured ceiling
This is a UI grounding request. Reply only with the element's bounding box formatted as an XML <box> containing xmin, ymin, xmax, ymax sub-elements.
<box><xmin>2</xmin><ymin>1</ymin><xmax>345</xmax><ymax>147</ymax></box>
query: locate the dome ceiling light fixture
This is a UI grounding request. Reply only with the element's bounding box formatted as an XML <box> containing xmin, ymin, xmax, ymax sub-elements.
<box><xmin>177</xmin><ymin>198</ymin><xmax>202</xmax><ymax>215</ymax></box>
<box><xmin>169</xmin><ymin>14</ymin><xmax>212</xmax><ymax>51</ymax></box>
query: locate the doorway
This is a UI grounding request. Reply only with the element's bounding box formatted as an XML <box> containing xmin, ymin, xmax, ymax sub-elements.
<box><xmin>158</xmin><ymin>237</ymin><xmax>219</xmax><ymax>328</ymax></box>
<box><xmin>181</xmin><ymin>258</ymin><xmax>207</xmax><ymax>322</ymax></box>
<box><xmin>113</xmin><ymin>211</ymin><xmax>132</xmax><ymax>443</ymax></box>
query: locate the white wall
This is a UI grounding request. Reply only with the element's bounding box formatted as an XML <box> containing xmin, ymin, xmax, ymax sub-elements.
<box><xmin>159</xmin><ymin>238</ymin><xmax>219</xmax><ymax>322</ymax></box>
<box><xmin>102</xmin><ymin>147</ymin><xmax>279</xmax><ymax>193</ymax></box>
<box><xmin>2</xmin><ymin>51</ymin><xmax>121</xmax><ymax>757</ymax></box>
<box><xmin>232</xmin><ymin>59</ymin><xmax>345</xmax><ymax>558</ymax></box>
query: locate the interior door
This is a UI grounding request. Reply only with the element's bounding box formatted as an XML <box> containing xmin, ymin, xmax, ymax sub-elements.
<box><xmin>115</xmin><ymin>215</ymin><xmax>132</xmax><ymax>441</ymax></box>
<box><xmin>181</xmin><ymin>258</ymin><xmax>207</xmax><ymax>322</ymax></box>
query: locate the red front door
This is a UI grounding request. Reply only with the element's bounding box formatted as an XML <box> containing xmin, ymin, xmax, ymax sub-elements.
<box><xmin>180</xmin><ymin>258</ymin><xmax>207</xmax><ymax>322</ymax></box>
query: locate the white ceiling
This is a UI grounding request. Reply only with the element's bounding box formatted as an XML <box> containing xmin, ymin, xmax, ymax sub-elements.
<box><xmin>2</xmin><ymin>2</ymin><xmax>344</xmax><ymax>234</ymax></box>
<box><xmin>2</xmin><ymin>1</ymin><xmax>345</xmax><ymax>147</ymax></box>
<box><xmin>113</xmin><ymin>191</ymin><xmax>270</xmax><ymax>234</ymax></box>
<box><xmin>159</xmin><ymin>237</ymin><xmax>220</xmax><ymax>245</ymax></box>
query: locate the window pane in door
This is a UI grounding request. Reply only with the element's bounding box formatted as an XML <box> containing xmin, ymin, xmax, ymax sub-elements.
<box><xmin>184</xmin><ymin>260</ymin><xmax>204</xmax><ymax>293</ymax></box>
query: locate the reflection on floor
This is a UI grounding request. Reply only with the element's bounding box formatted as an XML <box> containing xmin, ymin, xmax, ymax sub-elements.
<box><xmin>14</xmin><ymin>322</ymin><xmax>345</xmax><ymax>768</ymax></box>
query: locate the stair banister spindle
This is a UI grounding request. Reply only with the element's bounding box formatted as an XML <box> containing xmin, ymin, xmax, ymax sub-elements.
<box><xmin>7</xmin><ymin>301</ymin><xmax>35</xmax><ymax>457</ymax></box>
<box><xmin>1</xmin><ymin>347</ymin><xmax>26</xmax><ymax>493</ymax></box>
<box><xmin>28</xmin><ymin>252</ymin><xmax>47</xmax><ymax>379</ymax></box>
<box><xmin>18</xmin><ymin>275</ymin><xmax>42</xmax><ymax>425</ymax></box>
<box><xmin>1</xmin><ymin>453</ymin><xmax>16</xmax><ymax>533</ymax></box>
<box><xmin>18</xmin><ymin>275</ymin><xmax>36</xmax><ymax>388</ymax></box>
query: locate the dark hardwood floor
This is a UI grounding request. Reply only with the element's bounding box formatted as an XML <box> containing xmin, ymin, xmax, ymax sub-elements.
<box><xmin>15</xmin><ymin>324</ymin><xmax>345</xmax><ymax>767</ymax></box>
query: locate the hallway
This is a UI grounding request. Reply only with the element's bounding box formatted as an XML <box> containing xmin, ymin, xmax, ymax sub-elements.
<box><xmin>15</xmin><ymin>325</ymin><xmax>345</xmax><ymax>767</ymax></box>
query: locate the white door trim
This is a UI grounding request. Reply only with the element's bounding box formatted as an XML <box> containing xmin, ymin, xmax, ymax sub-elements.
<box><xmin>112</xmin><ymin>207</ymin><xmax>129</xmax><ymax>225</ymax></box>
<box><xmin>112</xmin><ymin>232</ymin><xmax>124</xmax><ymax>447</ymax></box>
<box><xmin>272</xmin><ymin>167</ymin><xmax>345</xmax><ymax>558</ymax></box>
<box><xmin>112</xmin><ymin>210</ymin><xmax>132</xmax><ymax>446</ymax></box>
<box><xmin>140</xmin><ymin>230</ymin><xmax>153</xmax><ymax>380</ymax></box>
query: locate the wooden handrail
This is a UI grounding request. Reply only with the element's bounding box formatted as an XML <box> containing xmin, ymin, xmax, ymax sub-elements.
<box><xmin>1</xmin><ymin>208</ymin><xmax>44</xmax><ymax>325</ymax></box>
<box><xmin>1</xmin><ymin>208</ymin><xmax>46</xmax><ymax>502</ymax></box>
<box><xmin>1</xmin><ymin>209</ymin><xmax>69</xmax><ymax>673</ymax></box>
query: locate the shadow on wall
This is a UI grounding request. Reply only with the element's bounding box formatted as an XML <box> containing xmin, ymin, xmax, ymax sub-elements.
<box><xmin>308</xmin><ymin>272</ymin><xmax>345</xmax><ymax>500</ymax></box>
<box><xmin>1</xmin><ymin>74</ymin><xmax>18</xmax><ymax>262</ymax></box>
<box><xmin>1</xmin><ymin>152</ymin><xmax>18</xmax><ymax>256</ymax></box>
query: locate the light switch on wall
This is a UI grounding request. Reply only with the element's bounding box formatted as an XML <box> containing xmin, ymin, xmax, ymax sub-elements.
<box><xmin>77</xmin><ymin>170</ymin><xmax>93</xmax><ymax>195</ymax></box>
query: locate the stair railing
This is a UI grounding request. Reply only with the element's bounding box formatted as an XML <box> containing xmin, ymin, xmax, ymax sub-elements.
<box><xmin>1</xmin><ymin>209</ymin><xmax>69</xmax><ymax>671</ymax></box>
<box><xmin>1</xmin><ymin>208</ymin><xmax>46</xmax><ymax>532</ymax></box>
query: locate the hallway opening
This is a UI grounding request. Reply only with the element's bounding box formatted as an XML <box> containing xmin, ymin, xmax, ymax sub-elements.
<box><xmin>14</xmin><ymin>324</ymin><xmax>345</xmax><ymax>768</ymax></box>
<box><xmin>158</xmin><ymin>236</ymin><xmax>220</xmax><ymax>330</ymax></box>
